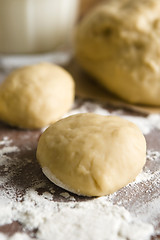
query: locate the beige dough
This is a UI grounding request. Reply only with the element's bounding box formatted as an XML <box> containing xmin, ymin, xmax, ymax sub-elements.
<box><xmin>0</xmin><ymin>63</ymin><xmax>75</xmax><ymax>129</ymax></box>
<box><xmin>75</xmin><ymin>0</ymin><xmax>160</xmax><ymax>106</ymax></box>
<box><xmin>36</xmin><ymin>113</ymin><xmax>146</xmax><ymax>196</ymax></box>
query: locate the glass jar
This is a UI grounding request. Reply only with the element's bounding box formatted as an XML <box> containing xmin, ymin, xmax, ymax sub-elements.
<box><xmin>0</xmin><ymin>0</ymin><xmax>79</xmax><ymax>69</ymax></box>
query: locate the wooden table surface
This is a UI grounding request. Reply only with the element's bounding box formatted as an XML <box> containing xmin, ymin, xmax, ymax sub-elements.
<box><xmin>0</xmin><ymin>91</ymin><xmax>159</xmax><ymax>239</ymax></box>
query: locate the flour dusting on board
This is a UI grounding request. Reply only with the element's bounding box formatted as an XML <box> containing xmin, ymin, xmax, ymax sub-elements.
<box><xmin>0</xmin><ymin>101</ymin><xmax>160</xmax><ymax>240</ymax></box>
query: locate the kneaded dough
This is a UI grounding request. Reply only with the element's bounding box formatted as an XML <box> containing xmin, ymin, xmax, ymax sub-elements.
<box><xmin>36</xmin><ymin>113</ymin><xmax>146</xmax><ymax>196</ymax></box>
<box><xmin>0</xmin><ymin>63</ymin><xmax>75</xmax><ymax>129</ymax></box>
<box><xmin>75</xmin><ymin>0</ymin><xmax>160</xmax><ymax>106</ymax></box>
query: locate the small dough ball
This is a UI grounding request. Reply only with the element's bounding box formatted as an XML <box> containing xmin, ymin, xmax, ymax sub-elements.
<box><xmin>0</xmin><ymin>63</ymin><xmax>75</xmax><ymax>129</ymax></box>
<box><xmin>75</xmin><ymin>0</ymin><xmax>160</xmax><ymax>106</ymax></box>
<box><xmin>36</xmin><ymin>113</ymin><xmax>146</xmax><ymax>196</ymax></box>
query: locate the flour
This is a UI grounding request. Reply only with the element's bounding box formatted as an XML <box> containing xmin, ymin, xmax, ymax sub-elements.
<box><xmin>0</xmin><ymin>101</ymin><xmax>160</xmax><ymax>240</ymax></box>
<box><xmin>0</xmin><ymin>137</ymin><xmax>12</xmax><ymax>146</ymax></box>
<box><xmin>132</xmin><ymin>170</ymin><xmax>154</xmax><ymax>184</ymax></box>
<box><xmin>0</xmin><ymin>138</ymin><xmax>18</xmax><ymax>158</ymax></box>
<box><xmin>0</xmin><ymin>138</ymin><xmax>20</xmax><ymax>186</ymax></box>
<box><xmin>134</xmin><ymin>197</ymin><xmax>160</xmax><ymax>229</ymax></box>
<box><xmin>0</xmin><ymin>233</ymin><xmax>31</xmax><ymax>240</ymax></box>
<box><xmin>0</xmin><ymin>146</ymin><xmax>19</xmax><ymax>164</ymax></box>
<box><xmin>64</xmin><ymin>101</ymin><xmax>111</xmax><ymax>117</ymax></box>
<box><xmin>122</xmin><ymin>114</ymin><xmax>160</xmax><ymax>135</ymax></box>
<box><xmin>36</xmin><ymin>198</ymin><xmax>154</xmax><ymax>240</ymax></box>
<box><xmin>0</xmin><ymin>189</ymin><xmax>154</xmax><ymax>240</ymax></box>
<box><xmin>147</xmin><ymin>150</ymin><xmax>160</xmax><ymax>161</ymax></box>
<box><xmin>60</xmin><ymin>192</ymin><xmax>71</xmax><ymax>199</ymax></box>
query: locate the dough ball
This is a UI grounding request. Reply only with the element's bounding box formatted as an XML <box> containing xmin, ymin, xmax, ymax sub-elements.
<box><xmin>75</xmin><ymin>0</ymin><xmax>160</xmax><ymax>106</ymax></box>
<box><xmin>0</xmin><ymin>63</ymin><xmax>75</xmax><ymax>129</ymax></box>
<box><xmin>36</xmin><ymin>113</ymin><xmax>146</xmax><ymax>196</ymax></box>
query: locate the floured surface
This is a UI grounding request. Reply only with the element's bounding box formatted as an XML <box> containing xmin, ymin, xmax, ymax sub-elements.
<box><xmin>0</xmin><ymin>99</ymin><xmax>159</xmax><ymax>240</ymax></box>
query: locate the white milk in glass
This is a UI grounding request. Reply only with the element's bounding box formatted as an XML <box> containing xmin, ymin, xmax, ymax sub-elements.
<box><xmin>0</xmin><ymin>0</ymin><xmax>79</xmax><ymax>68</ymax></box>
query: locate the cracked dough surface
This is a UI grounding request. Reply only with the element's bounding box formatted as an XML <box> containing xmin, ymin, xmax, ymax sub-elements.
<box><xmin>75</xmin><ymin>0</ymin><xmax>160</xmax><ymax>106</ymax></box>
<box><xmin>36</xmin><ymin>113</ymin><xmax>146</xmax><ymax>196</ymax></box>
<box><xmin>0</xmin><ymin>63</ymin><xmax>75</xmax><ymax>129</ymax></box>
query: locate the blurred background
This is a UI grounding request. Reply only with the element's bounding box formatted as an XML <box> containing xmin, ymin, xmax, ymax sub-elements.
<box><xmin>0</xmin><ymin>0</ymin><xmax>104</xmax><ymax>70</ymax></box>
<box><xmin>80</xmin><ymin>0</ymin><xmax>104</xmax><ymax>18</ymax></box>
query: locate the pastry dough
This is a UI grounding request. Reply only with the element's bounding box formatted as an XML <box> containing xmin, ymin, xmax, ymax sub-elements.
<box><xmin>37</xmin><ymin>113</ymin><xmax>146</xmax><ymax>196</ymax></box>
<box><xmin>75</xmin><ymin>0</ymin><xmax>160</xmax><ymax>106</ymax></box>
<box><xmin>0</xmin><ymin>63</ymin><xmax>75</xmax><ymax>128</ymax></box>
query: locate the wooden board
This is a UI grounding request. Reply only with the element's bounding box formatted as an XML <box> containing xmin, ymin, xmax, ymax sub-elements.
<box><xmin>0</xmin><ymin>97</ymin><xmax>159</xmax><ymax>239</ymax></box>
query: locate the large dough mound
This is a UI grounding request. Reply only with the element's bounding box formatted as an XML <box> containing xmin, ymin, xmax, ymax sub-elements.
<box><xmin>75</xmin><ymin>0</ymin><xmax>160</xmax><ymax>106</ymax></box>
<box><xmin>0</xmin><ymin>63</ymin><xmax>75</xmax><ymax>129</ymax></box>
<box><xmin>37</xmin><ymin>113</ymin><xmax>146</xmax><ymax>196</ymax></box>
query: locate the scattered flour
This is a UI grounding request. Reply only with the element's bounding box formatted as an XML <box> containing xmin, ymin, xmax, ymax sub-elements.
<box><xmin>0</xmin><ymin>189</ymin><xmax>154</xmax><ymax>240</ymax></box>
<box><xmin>0</xmin><ymin>146</ymin><xmax>19</xmax><ymax>164</ymax></box>
<box><xmin>60</xmin><ymin>192</ymin><xmax>71</xmax><ymax>199</ymax></box>
<box><xmin>0</xmin><ymin>137</ymin><xmax>20</xmax><ymax>186</ymax></box>
<box><xmin>134</xmin><ymin>197</ymin><xmax>160</xmax><ymax>228</ymax></box>
<box><xmin>64</xmin><ymin>102</ymin><xmax>110</xmax><ymax>118</ymax></box>
<box><xmin>147</xmin><ymin>150</ymin><xmax>160</xmax><ymax>161</ymax></box>
<box><xmin>133</xmin><ymin>170</ymin><xmax>154</xmax><ymax>184</ymax></box>
<box><xmin>0</xmin><ymin>233</ymin><xmax>31</xmax><ymax>240</ymax></box>
<box><xmin>0</xmin><ymin>137</ymin><xmax>19</xmax><ymax>161</ymax></box>
<box><xmin>36</xmin><ymin>197</ymin><xmax>154</xmax><ymax>240</ymax></box>
<box><xmin>42</xmin><ymin>192</ymin><xmax>53</xmax><ymax>201</ymax></box>
<box><xmin>122</xmin><ymin>114</ymin><xmax>160</xmax><ymax>135</ymax></box>
<box><xmin>0</xmin><ymin>101</ymin><xmax>160</xmax><ymax>240</ymax></box>
<box><xmin>0</xmin><ymin>137</ymin><xmax>12</xmax><ymax>146</ymax></box>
